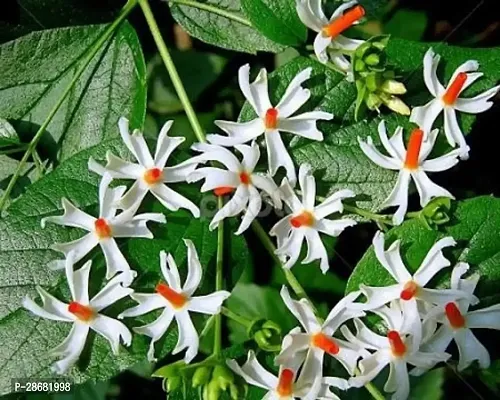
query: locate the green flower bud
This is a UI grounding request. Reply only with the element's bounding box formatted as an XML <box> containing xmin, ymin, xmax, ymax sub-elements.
<box><xmin>192</xmin><ymin>366</ymin><xmax>212</xmax><ymax>388</ymax></box>
<box><xmin>229</xmin><ymin>383</ymin><xmax>240</xmax><ymax>400</ymax></box>
<box><xmin>365</xmin><ymin>73</ymin><xmax>381</xmax><ymax>92</ymax></box>
<box><xmin>365</xmin><ymin>53</ymin><xmax>380</xmax><ymax>66</ymax></box>
<box><xmin>381</xmin><ymin>79</ymin><xmax>407</xmax><ymax>95</ymax></box>
<box><xmin>153</xmin><ymin>360</ymin><xmax>186</xmax><ymax>378</ymax></box>
<box><xmin>166</xmin><ymin>376</ymin><xmax>182</xmax><ymax>393</ymax></box>
<box><xmin>379</xmin><ymin>93</ymin><xmax>410</xmax><ymax>115</ymax></box>
<box><xmin>206</xmin><ymin>380</ymin><xmax>221</xmax><ymax>400</ymax></box>
<box><xmin>354</xmin><ymin>59</ymin><xmax>366</xmax><ymax>72</ymax></box>
<box><xmin>213</xmin><ymin>364</ymin><xmax>234</xmax><ymax>390</ymax></box>
<box><xmin>366</xmin><ymin>93</ymin><xmax>382</xmax><ymax>110</ymax></box>
<box><xmin>420</xmin><ymin>197</ymin><xmax>452</xmax><ymax>229</ymax></box>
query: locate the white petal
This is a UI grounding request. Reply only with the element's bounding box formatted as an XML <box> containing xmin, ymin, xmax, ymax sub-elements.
<box><xmin>90</xmin><ymin>275</ymin><xmax>133</xmax><ymax>311</ymax></box>
<box><xmin>252</xmin><ymin>174</ymin><xmax>282</xmax><ymax>209</ymax></box>
<box><xmin>413</xmin><ymin>237</ymin><xmax>456</xmax><ymax>286</ymax></box>
<box><xmin>418</xmin><ymin>287</ymin><xmax>475</xmax><ymax>306</ymax></box>
<box><xmin>189</xmin><ymin>168</ymin><xmax>239</xmax><ymax>192</ymax></box>
<box><xmin>298</xmin><ymin>163</ymin><xmax>316</xmax><ymax>210</ymax></box>
<box><xmin>329</xmin><ymin>51</ymin><xmax>352</xmax><ymax>72</ymax></box>
<box><xmin>163</xmin><ymin>162</ymin><xmax>198</xmax><ymax>183</ymax></box>
<box><xmin>277</xmin><ymin>228</ymin><xmax>306</xmax><ymax>269</ymax></box>
<box><xmin>450</xmin><ymin>262</ymin><xmax>478</xmax><ymax>295</ymax></box>
<box><xmin>151</xmin><ymin>184</ymin><xmax>200</xmax><ymax>217</ymax></box>
<box><xmin>119</xmin><ymin>180</ymin><xmax>149</xmax><ymax>210</ymax></box>
<box><xmin>299</xmin><ymin>348</ymin><xmax>325</xmax><ymax>388</ymax></box>
<box><xmin>334</xmin><ymin>35</ymin><xmax>363</xmax><ymax>51</ymax></box>
<box><xmin>209</xmin><ymin>185</ymin><xmax>248</xmax><ymax>230</ymax></box>
<box><xmin>421</xmin><ymin>150</ymin><xmax>461</xmax><ymax>172</ymax></box>
<box><xmin>279</xmin><ymin>112</ymin><xmax>332</xmax><ymax>140</ymax></box>
<box><xmin>400</xmin><ymin>299</ymin><xmax>422</xmax><ymax>346</ymax></box>
<box><xmin>239</xmin><ymin>64</ymin><xmax>272</xmax><ymax>116</ymax></box>
<box><xmin>280</xmin><ymin>286</ymin><xmax>321</xmax><ymax>333</ymax></box>
<box><xmin>154</xmin><ymin>120</ymin><xmax>183</xmax><ymax>168</ymax></box>
<box><xmin>423</xmin><ymin>48</ymin><xmax>445</xmax><ymax>97</ymax></box>
<box><xmin>235</xmin><ymin>141</ymin><xmax>260</xmax><ymax>172</ymax></box>
<box><xmin>265</xmin><ymin>131</ymin><xmax>296</xmax><ymax>184</ymax></box>
<box><xmin>455</xmin><ymin>328</ymin><xmax>490</xmax><ymax>370</ymax></box>
<box><xmin>104</xmin><ymin>152</ymin><xmax>143</xmax><ymax>179</ymax></box>
<box><xmin>443</xmin><ymin>107</ymin><xmax>468</xmax><ymax>156</ymax></box>
<box><xmin>372</xmin><ymin>231</ymin><xmax>411</xmax><ymax>282</ymax></box>
<box><xmin>378</xmin><ymin>121</ymin><xmax>404</xmax><ymax>161</ymax></box>
<box><xmin>269</xmin><ymin>215</ymin><xmax>293</xmax><ymax>249</ymax></box>
<box><xmin>227</xmin><ymin>350</ymin><xmax>277</xmax><ymax>390</ymax></box>
<box><xmin>173</xmin><ymin>310</ymin><xmax>199</xmax><ymax>363</ymax></box>
<box><xmin>296</xmin><ymin>0</ymin><xmax>327</xmax><ymax>32</ymax></box>
<box><xmin>91</xmin><ymin>314</ymin><xmax>132</xmax><ymax>355</ymax></box>
<box><xmin>409</xmin><ymin>99</ymin><xmax>443</xmax><ymax>136</ymax></box>
<box><xmin>334</xmin><ymin>339</ymin><xmax>364</xmax><ymax>375</ymax></box>
<box><xmin>349</xmin><ymin>351</ymin><xmax>391</xmax><ymax>387</ymax></box>
<box><xmin>22</xmin><ymin>287</ymin><xmax>73</xmax><ymax>322</ymax></box>
<box><xmin>380</xmin><ymin>170</ymin><xmax>409</xmax><ymax>225</ymax></box>
<box><xmin>189</xmin><ymin>291</ymin><xmax>231</xmax><ymax>314</ymax></box>
<box><xmin>314</xmin><ymin>189</ymin><xmax>355</xmax><ymax>219</ymax></box>
<box><xmin>50</xmin><ymin>323</ymin><xmax>90</xmax><ymax>374</ymax></box>
<box><xmin>324</xmin><ymin>291</ymin><xmax>365</xmax><ymax>333</ymax></box>
<box><xmin>119</xmin><ymin>293</ymin><xmax>166</xmax><ymax>319</ymax></box>
<box><xmin>210</xmin><ymin>118</ymin><xmax>265</xmax><ymax>146</ymax></box>
<box><xmin>118</xmin><ymin>117</ymin><xmax>154</xmax><ymax>168</ymax></box>
<box><xmin>447</xmin><ymin>60</ymin><xmax>479</xmax><ymax>93</ymax></box>
<box><xmin>466</xmin><ymin>304</ymin><xmax>500</xmax><ymax>329</ymax></box>
<box><xmin>160</xmin><ymin>251</ymin><xmax>182</xmax><ymax>291</ymax></box>
<box><xmin>408</xmin><ymin>350</ymin><xmax>450</xmax><ymax>371</ymax></box>
<box><xmin>315</xmin><ymin>218</ymin><xmax>356</xmax><ymax>237</ymax></box>
<box><xmin>412</xmin><ymin>170</ymin><xmax>454</xmax><ymax>207</ymax></box>
<box><xmin>235</xmin><ymin>185</ymin><xmax>262</xmax><ymax>235</ymax></box>
<box><xmin>358</xmin><ymin>136</ymin><xmax>400</xmax><ymax>170</ymax></box>
<box><xmin>88</xmin><ymin>157</ymin><xmax>107</xmax><ymax>176</ymax></box>
<box><xmin>355</xmin><ymin>284</ymin><xmax>402</xmax><ymax>310</ymax></box>
<box><xmin>303</xmin><ymin>229</ymin><xmax>329</xmax><ymax>273</ymax></box>
<box><xmin>182</xmin><ymin>239</ymin><xmax>202</xmax><ymax>296</ymax></box>
<box><xmin>329</xmin><ymin>0</ymin><xmax>358</xmax><ymax>21</ymax></box>
<box><xmin>276</xmin><ymin>68</ymin><xmax>312</xmax><ymax>118</ymax></box>
<box><xmin>191</xmin><ymin>142</ymin><xmax>242</xmax><ymax>171</ymax></box>
<box><xmin>275</xmin><ymin>328</ymin><xmax>310</xmax><ymax>365</ymax></box>
<box><xmin>340</xmin><ymin>318</ymin><xmax>387</xmax><ymax>350</ymax></box>
<box><xmin>314</xmin><ymin>32</ymin><xmax>332</xmax><ymax>64</ymax></box>
<box><xmin>454</xmin><ymin>85</ymin><xmax>500</xmax><ymax>113</ymax></box>
<box><xmin>111</xmin><ymin>220</ymin><xmax>155</xmax><ymax>239</ymax></box>
<box><xmin>100</xmin><ymin>238</ymin><xmax>135</xmax><ymax>281</ymax></box>
<box><xmin>385</xmin><ymin>359</ymin><xmax>410</xmax><ymax>400</ymax></box>
<box><xmin>65</xmin><ymin>257</ymin><xmax>91</xmax><ymax>304</ymax></box>
<box><xmin>98</xmin><ymin>174</ymin><xmax>121</xmax><ymax>219</ymax></box>
<box><xmin>41</xmin><ymin>198</ymin><xmax>95</xmax><ymax>231</ymax></box>
<box><xmin>134</xmin><ymin>307</ymin><xmax>174</xmax><ymax>339</ymax></box>
<box><xmin>50</xmin><ymin>233</ymin><xmax>98</xmax><ymax>267</ymax></box>
<box><xmin>279</xmin><ymin>178</ymin><xmax>303</xmax><ymax>213</ymax></box>
<box><xmin>414</xmin><ymin>326</ymin><xmax>453</xmax><ymax>375</ymax></box>
<box><xmin>420</xmin><ymin>128</ymin><xmax>440</xmax><ymax>162</ymax></box>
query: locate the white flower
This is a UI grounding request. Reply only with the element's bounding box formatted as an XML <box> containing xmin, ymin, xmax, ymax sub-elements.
<box><xmin>350</xmin><ymin>231</ymin><xmax>476</xmax><ymax>346</ymax></box>
<box><xmin>42</xmin><ymin>174</ymin><xmax>165</xmax><ymax>285</ymax></box>
<box><xmin>22</xmin><ymin>253</ymin><xmax>133</xmax><ymax>374</ymax></box>
<box><xmin>207</xmin><ymin>65</ymin><xmax>333</xmax><ymax>185</ymax></box>
<box><xmin>89</xmin><ymin>117</ymin><xmax>200</xmax><ymax>216</ymax></box>
<box><xmin>270</xmin><ymin>164</ymin><xmax>356</xmax><ymax>272</ymax></box>
<box><xmin>187</xmin><ymin>141</ymin><xmax>282</xmax><ymax>234</ymax></box>
<box><xmin>359</xmin><ymin>121</ymin><xmax>461</xmax><ymax>225</ymax></box>
<box><xmin>118</xmin><ymin>240</ymin><xmax>230</xmax><ymax>363</ymax></box>
<box><xmin>227</xmin><ymin>350</ymin><xmax>349</xmax><ymax>400</ymax></box>
<box><xmin>414</xmin><ymin>263</ymin><xmax>500</xmax><ymax>373</ymax></box>
<box><xmin>343</xmin><ymin>302</ymin><xmax>451</xmax><ymax>400</ymax></box>
<box><xmin>296</xmin><ymin>0</ymin><xmax>365</xmax><ymax>72</ymax></box>
<box><xmin>410</xmin><ymin>48</ymin><xmax>500</xmax><ymax>160</ymax></box>
<box><xmin>276</xmin><ymin>287</ymin><xmax>367</xmax><ymax>382</ymax></box>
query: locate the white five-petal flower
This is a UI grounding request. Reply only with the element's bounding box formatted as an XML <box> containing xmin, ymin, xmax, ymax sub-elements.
<box><xmin>343</xmin><ymin>302</ymin><xmax>450</xmax><ymax>400</ymax></box>
<box><xmin>207</xmin><ymin>65</ymin><xmax>333</xmax><ymax>185</ymax></box>
<box><xmin>359</xmin><ymin>121</ymin><xmax>462</xmax><ymax>225</ymax></box>
<box><xmin>118</xmin><ymin>240</ymin><xmax>230</xmax><ymax>363</ymax></box>
<box><xmin>187</xmin><ymin>141</ymin><xmax>282</xmax><ymax>234</ymax></box>
<box><xmin>410</xmin><ymin>48</ymin><xmax>500</xmax><ymax>159</ymax></box>
<box><xmin>296</xmin><ymin>0</ymin><xmax>365</xmax><ymax>73</ymax></box>
<box><xmin>227</xmin><ymin>350</ymin><xmax>349</xmax><ymax>400</ymax></box>
<box><xmin>414</xmin><ymin>263</ymin><xmax>500</xmax><ymax>373</ymax></box>
<box><xmin>350</xmin><ymin>231</ymin><xmax>475</xmax><ymax>346</ymax></box>
<box><xmin>270</xmin><ymin>164</ymin><xmax>356</xmax><ymax>272</ymax></box>
<box><xmin>22</xmin><ymin>253</ymin><xmax>133</xmax><ymax>374</ymax></box>
<box><xmin>42</xmin><ymin>174</ymin><xmax>165</xmax><ymax>285</ymax></box>
<box><xmin>276</xmin><ymin>287</ymin><xmax>366</xmax><ymax>381</ymax></box>
<box><xmin>89</xmin><ymin>117</ymin><xmax>200</xmax><ymax>216</ymax></box>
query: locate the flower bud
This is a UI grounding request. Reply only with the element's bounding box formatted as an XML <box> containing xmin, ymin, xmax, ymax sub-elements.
<box><xmin>205</xmin><ymin>380</ymin><xmax>221</xmax><ymax>400</ymax></box>
<box><xmin>366</xmin><ymin>93</ymin><xmax>382</xmax><ymax>110</ymax></box>
<box><xmin>365</xmin><ymin>53</ymin><xmax>380</xmax><ymax>66</ymax></box>
<box><xmin>250</xmin><ymin>319</ymin><xmax>282</xmax><ymax>352</ymax></box>
<box><xmin>165</xmin><ymin>376</ymin><xmax>182</xmax><ymax>393</ymax></box>
<box><xmin>380</xmin><ymin>93</ymin><xmax>410</xmax><ymax>115</ymax></box>
<box><xmin>212</xmin><ymin>364</ymin><xmax>234</xmax><ymax>390</ymax></box>
<box><xmin>192</xmin><ymin>366</ymin><xmax>212</xmax><ymax>388</ymax></box>
<box><xmin>153</xmin><ymin>360</ymin><xmax>186</xmax><ymax>378</ymax></box>
<box><xmin>381</xmin><ymin>79</ymin><xmax>407</xmax><ymax>95</ymax></box>
<box><xmin>365</xmin><ymin>73</ymin><xmax>381</xmax><ymax>92</ymax></box>
<box><xmin>420</xmin><ymin>197</ymin><xmax>452</xmax><ymax>229</ymax></box>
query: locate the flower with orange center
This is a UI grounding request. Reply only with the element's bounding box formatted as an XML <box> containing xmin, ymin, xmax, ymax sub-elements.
<box><xmin>22</xmin><ymin>255</ymin><xmax>133</xmax><ymax>374</ymax></box>
<box><xmin>411</xmin><ymin>48</ymin><xmax>500</xmax><ymax>160</ymax></box>
<box><xmin>387</xmin><ymin>330</ymin><xmax>407</xmax><ymax>357</ymax></box>
<box><xmin>264</xmin><ymin>108</ymin><xmax>279</xmax><ymax>130</ymax></box>
<box><xmin>311</xmin><ymin>332</ymin><xmax>340</xmax><ymax>355</ymax></box>
<box><xmin>143</xmin><ymin>167</ymin><xmax>163</xmax><ymax>185</ymax></box>
<box><xmin>119</xmin><ymin>240</ymin><xmax>231</xmax><ymax>363</ymax></box>
<box><xmin>445</xmin><ymin>302</ymin><xmax>466</xmax><ymax>329</ymax></box>
<box><xmin>188</xmin><ymin>142</ymin><xmax>282</xmax><ymax>235</ymax></box>
<box><xmin>296</xmin><ymin>0</ymin><xmax>365</xmax><ymax>70</ymax></box>
<box><xmin>290</xmin><ymin>210</ymin><xmax>315</xmax><ymax>228</ymax></box>
<box><xmin>94</xmin><ymin>218</ymin><xmax>112</xmax><ymax>239</ymax></box>
<box><xmin>359</xmin><ymin>121</ymin><xmax>460</xmax><ymax>225</ymax></box>
<box><xmin>400</xmin><ymin>281</ymin><xmax>419</xmax><ymax>301</ymax></box>
<box><xmin>276</xmin><ymin>368</ymin><xmax>294</xmax><ymax>397</ymax></box>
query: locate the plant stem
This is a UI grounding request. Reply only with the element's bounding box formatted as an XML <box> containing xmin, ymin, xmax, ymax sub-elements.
<box><xmin>213</xmin><ymin>195</ymin><xmax>224</xmax><ymax>357</ymax></box>
<box><xmin>343</xmin><ymin>204</ymin><xmax>393</xmax><ymax>225</ymax></box>
<box><xmin>0</xmin><ymin>0</ymin><xmax>138</xmax><ymax>211</ymax></box>
<box><xmin>221</xmin><ymin>307</ymin><xmax>253</xmax><ymax>329</ymax></box>
<box><xmin>364</xmin><ymin>381</ymin><xmax>386</xmax><ymax>400</ymax></box>
<box><xmin>139</xmin><ymin>0</ymin><xmax>205</xmax><ymax>143</ymax></box>
<box><xmin>251</xmin><ymin>221</ymin><xmax>315</xmax><ymax>309</ymax></box>
<box><xmin>168</xmin><ymin>0</ymin><xmax>252</xmax><ymax>26</ymax></box>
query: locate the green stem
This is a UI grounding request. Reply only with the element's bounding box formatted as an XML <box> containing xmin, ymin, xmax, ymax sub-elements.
<box><xmin>213</xmin><ymin>195</ymin><xmax>224</xmax><ymax>357</ymax></box>
<box><xmin>364</xmin><ymin>381</ymin><xmax>386</xmax><ymax>400</ymax></box>
<box><xmin>139</xmin><ymin>0</ymin><xmax>205</xmax><ymax>143</ymax></box>
<box><xmin>0</xmin><ymin>0</ymin><xmax>138</xmax><ymax>211</ymax></box>
<box><xmin>343</xmin><ymin>204</ymin><xmax>394</xmax><ymax>225</ymax></box>
<box><xmin>251</xmin><ymin>221</ymin><xmax>315</xmax><ymax>310</ymax></box>
<box><xmin>168</xmin><ymin>0</ymin><xmax>252</xmax><ymax>27</ymax></box>
<box><xmin>221</xmin><ymin>307</ymin><xmax>253</xmax><ymax>329</ymax></box>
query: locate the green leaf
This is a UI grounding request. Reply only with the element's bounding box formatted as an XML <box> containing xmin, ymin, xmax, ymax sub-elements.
<box><xmin>384</xmin><ymin>10</ymin><xmax>427</xmax><ymax>41</ymax></box>
<box><xmin>0</xmin><ymin>138</ymin><xmax>250</xmax><ymax>394</ymax></box>
<box><xmin>241</xmin><ymin>0</ymin><xmax>307</xmax><ymax>46</ymax></box>
<box><xmin>479</xmin><ymin>359</ymin><xmax>500</xmax><ymax>394</ymax></box>
<box><xmin>346</xmin><ymin>196</ymin><xmax>500</xmax><ymax>303</ymax></box>
<box><xmin>409</xmin><ymin>368</ymin><xmax>445</xmax><ymax>400</ymax></box>
<box><xmin>0</xmin><ymin>23</ymin><xmax>146</xmax><ymax>162</ymax></box>
<box><xmin>168</xmin><ymin>0</ymin><xmax>285</xmax><ymax>54</ymax></box>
